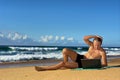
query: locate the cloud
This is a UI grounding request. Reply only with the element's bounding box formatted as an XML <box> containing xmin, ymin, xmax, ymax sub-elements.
<box><xmin>7</xmin><ymin>32</ymin><xmax>29</xmax><ymax>40</ymax></box>
<box><xmin>39</xmin><ymin>35</ymin><xmax>53</xmax><ymax>43</ymax></box>
<box><xmin>12</xmin><ymin>33</ymin><xmax>22</xmax><ymax>40</ymax></box>
<box><xmin>39</xmin><ymin>36</ymin><xmax>48</xmax><ymax>42</ymax></box>
<box><xmin>0</xmin><ymin>32</ymin><xmax>80</xmax><ymax>46</ymax></box>
<box><xmin>0</xmin><ymin>32</ymin><xmax>4</xmax><ymax>37</ymax></box>
<box><xmin>61</xmin><ymin>36</ymin><xmax>65</xmax><ymax>40</ymax></box>
<box><xmin>23</xmin><ymin>35</ymin><xmax>28</xmax><ymax>40</ymax></box>
<box><xmin>0</xmin><ymin>32</ymin><xmax>39</xmax><ymax>45</ymax></box>
<box><xmin>55</xmin><ymin>36</ymin><xmax>59</xmax><ymax>41</ymax></box>
<box><xmin>39</xmin><ymin>35</ymin><xmax>76</xmax><ymax>45</ymax></box>
<box><xmin>67</xmin><ymin>37</ymin><xmax>74</xmax><ymax>41</ymax></box>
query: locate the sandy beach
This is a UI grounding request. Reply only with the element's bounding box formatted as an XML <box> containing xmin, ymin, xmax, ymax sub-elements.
<box><xmin>0</xmin><ymin>58</ymin><xmax>120</xmax><ymax>80</ymax></box>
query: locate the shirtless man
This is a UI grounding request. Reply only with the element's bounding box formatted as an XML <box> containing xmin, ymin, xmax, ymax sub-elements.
<box><xmin>35</xmin><ymin>35</ymin><xmax>107</xmax><ymax>71</ymax></box>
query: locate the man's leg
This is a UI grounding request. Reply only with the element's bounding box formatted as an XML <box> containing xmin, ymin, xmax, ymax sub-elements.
<box><xmin>35</xmin><ymin>61</ymin><xmax>78</xmax><ymax>71</ymax></box>
<box><xmin>62</xmin><ymin>48</ymin><xmax>78</xmax><ymax>63</ymax></box>
<box><xmin>35</xmin><ymin>48</ymin><xmax>78</xmax><ymax>71</ymax></box>
<box><xmin>35</xmin><ymin>62</ymin><xmax>64</xmax><ymax>71</ymax></box>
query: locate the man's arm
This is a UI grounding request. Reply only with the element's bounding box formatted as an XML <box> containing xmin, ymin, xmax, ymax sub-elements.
<box><xmin>100</xmin><ymin>50</ymin><xmax>108</xmax><ymax>67</ymax></box>
<box><xmin>83</xmin><ymin>35</ymin><xmax>96</xmax><ymax>46</ymax></box>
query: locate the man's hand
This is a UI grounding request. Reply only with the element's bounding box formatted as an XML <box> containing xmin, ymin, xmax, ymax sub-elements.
<box><xmin>96</xmin><ymin>35</ymin><xmax>103</xmax><ymax>40</ymax></box>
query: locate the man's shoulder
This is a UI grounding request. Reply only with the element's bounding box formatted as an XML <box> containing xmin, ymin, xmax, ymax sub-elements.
<box><xmin>100</xmin><ymin>48</ymin><xmax>106</xmax><ymax>55</ymax></box>
<box><xmin>100</xmin><ymin>48</ymin><xmax>105</xmax><ymax>52</ymax></box>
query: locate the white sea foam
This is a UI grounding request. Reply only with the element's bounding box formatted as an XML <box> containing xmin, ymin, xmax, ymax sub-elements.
<box><xmin>104</xmin><ymin>47</ymin><xmax>120</xmax><ymax>51</ymax></box>
<box><xmin>106</xmin><ymin>51</ymin><xmax>120</xmax><ymax>56</ymax></box>
<box><xmin>77</xmin><ymin>48</ymin><xmax>82</xmax><ymax>50</ymax></box>
<box><xmin>9</xmin><ymin>47</ymin><xmax>58</xmax><ymax>51</ymax></box>
<box><xmin>0</xmin><ymin>46</ymin><xmax>120</xmax><ymax>62</ymax></box>
<box><xmin>0</xmin><ymin>52</ymin><xmax>62</xmax><ymax>62</ymax></box>
<box><xmin>0</xmin><ymin>50</ymin><xmax>120</xmax><ymax>62</ymax></box>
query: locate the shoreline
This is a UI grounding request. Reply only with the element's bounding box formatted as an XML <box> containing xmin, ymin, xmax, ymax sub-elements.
<box><xmin>0</xmin><ymin>59</ymin><xmax>63</xmax><ymax>68</ymax></box>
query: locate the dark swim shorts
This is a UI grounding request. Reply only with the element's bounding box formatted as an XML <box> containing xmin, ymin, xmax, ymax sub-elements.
<box><xmin>75</xmin><ymin>54</ymin><xmax>84</xmax><ymax>68</ymax></box>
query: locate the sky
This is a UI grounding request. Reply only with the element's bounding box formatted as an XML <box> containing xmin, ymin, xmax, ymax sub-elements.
<box><xmin>0</xmin><ymin>0</ymin><xmax>120</xmax><ymax>46</ymax></box>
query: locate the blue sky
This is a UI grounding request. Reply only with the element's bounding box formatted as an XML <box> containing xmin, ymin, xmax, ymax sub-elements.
<box><xmin>0</xmin><ymin>0</ymin><xmax>120</xmax><ymax>46</ymax></box>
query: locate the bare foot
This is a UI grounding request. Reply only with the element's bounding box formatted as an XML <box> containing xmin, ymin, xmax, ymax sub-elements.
<box><xmin>35</xmin><ymin>66</ymin><xmax>45</xmax><ymax>71</ymax></box>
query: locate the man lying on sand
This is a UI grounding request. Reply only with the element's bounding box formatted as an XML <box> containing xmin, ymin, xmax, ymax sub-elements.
<box><xmin>35</xmin><ymin>35</ymin><xmax>107</xmax><ymax>71</ymax></box>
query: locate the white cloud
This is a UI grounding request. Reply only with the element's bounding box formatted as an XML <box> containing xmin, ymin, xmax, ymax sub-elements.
<box><xmin>0</xmin><ymin>32</ymin><xmax>36</xmax><ymax>45</ymax></box>
<box><xmin>40</xmin><ymin>36</ymin><xmax>48</xmax><ymax>42</ymax></box>
<box><xmin>23</xmin><ymin>35</ymin><xmax>28</xmax><ymax>40</ymax></box>
<box><xmin>0</xmin><ymin>32</ymin><xmax>80</xmax><ymax>46</ymax></box>
<box><xmin>61</xmin><ymin>36</ymin><xmax>65</xmax><ymax>40</ymax></box>
<box><xmin>67</xmin><ymin>37</ymin><xmax>74</xmax><ymax>41</ymax></box>
<box><xmin>0</xmin><ymin>33</ymin><xmax>4</xmax><ymax>37</ymax></box>
<box><xmin>39</xmin><ymin>35</ymin><xmax>53</xmax><ymax>42</ymax></box>
<box><xmin>55</xmin><ymin>36</ymin><xmax>59</xmax><ymax>41</ymax></box>
<box><xmin>8</xmin><ymin>33</ymin><xmax>12</xmax><ymax>38</ymax></box>
<box><xmin>13</xmin><ymin>33</ymin><xmax>26</xmax><ymax>40</ymax></box>
<box><xmin>39</xmin><ymin>35</ymin><xmax>76</xmax><ymax>45</ymax></box>
<box><xmin>48</xmin><ymin>35</ymin><xmax>53</xmax><ymax>40</ymax></box>
<box><xmin>6</xmin><ymin>32</ymin><xmax>28</xmax><ymax>40</ymax></box>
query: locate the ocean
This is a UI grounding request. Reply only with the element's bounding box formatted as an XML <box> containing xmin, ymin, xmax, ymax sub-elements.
<box><xmin>0</xmin><ymin>46</ymin><xmax>120</xmax><ymax>63</ymax></box>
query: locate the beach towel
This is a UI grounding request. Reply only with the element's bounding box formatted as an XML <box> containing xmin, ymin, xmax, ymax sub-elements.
<box><xmin>72</xmin><ymin>65</ymin><xmax>120</xmax><ymax>70</ymax></box>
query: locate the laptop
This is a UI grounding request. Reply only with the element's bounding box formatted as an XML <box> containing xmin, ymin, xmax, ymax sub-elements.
<box><xmin>81</xmin><ymin>59</ymin><xmax>102</xmax><ymax>69</ymax></box>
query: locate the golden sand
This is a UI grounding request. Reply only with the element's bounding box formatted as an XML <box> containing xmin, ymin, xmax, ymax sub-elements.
<box><xmin>0</xmin><ymin>58</ymin><xmax>120</xmax><ymax>80</ymax></box>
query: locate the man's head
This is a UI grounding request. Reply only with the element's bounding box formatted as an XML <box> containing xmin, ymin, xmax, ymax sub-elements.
<box><xmin>93</xmin><ymin>37</ymin><xmax>102</xmax><ymax>48</ymax></box>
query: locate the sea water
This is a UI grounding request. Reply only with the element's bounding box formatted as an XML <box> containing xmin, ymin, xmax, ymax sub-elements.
<box><xmin>0</xmin><ymin>46</ymin><xmax>120</xmax><ymax>63</ymax></box>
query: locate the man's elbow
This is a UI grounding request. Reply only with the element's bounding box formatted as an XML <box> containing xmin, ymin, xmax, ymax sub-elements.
<box><xmin>83</xmin><ymin>36</ymin><xmax>87</xmax><ymax>40</ymax></box>
<box><xmin>102</xmin><ymin>63</ymin><xmax>108</xmax><ymax>67</ymax></box>
<box><xmin>83</xmin><ymin>36</ymin><xmax>88</xmax><ymax>42</ymax></box>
